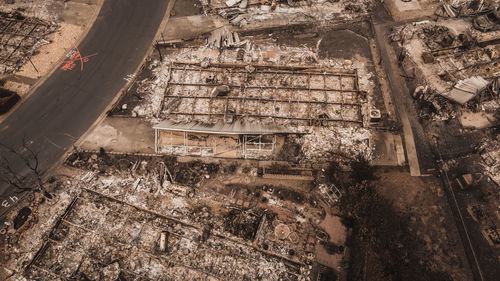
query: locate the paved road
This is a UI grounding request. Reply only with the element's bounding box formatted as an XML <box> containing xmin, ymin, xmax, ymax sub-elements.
<box><xmin>0</xmin><ymin>0</ymin><xmax>169</xmax><ymax>216</ymax></box>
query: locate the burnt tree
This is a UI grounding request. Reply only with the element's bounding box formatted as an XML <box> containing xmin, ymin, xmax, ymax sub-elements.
<box><xmin>0</xmin><ymin>139</ymin><xmax>52</xmax><ymax>199</ymax></box>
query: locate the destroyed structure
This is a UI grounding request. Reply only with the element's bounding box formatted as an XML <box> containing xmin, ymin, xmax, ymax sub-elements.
<box><xmin>0</xmin><ymin>11</ymin><xmax>57</xmax><ymax>74</ymax></box>
<box><xmin>148</xmin><ymin>59</ymin><xmax>368</xmax><ymax>159</ymax></box>
<box><xmin>201</xmin><ymin>0</ymin><xmax>371</xmax><ymax>29</ymax></box>
<box><xmin>391</xmin><ymin>14</ymin><xmax>499</xmax><ymax>121</ymax></box>
<box><xmin>123</xmin><ymin>35</ymin><xmax>374</xmax><ymax>163</ymax></box>
<box><xmin>389</xmin><ymin>0</ymin><xmax>500</xmax><ymax>265</ymax></box>
<box><xmin>2</xmin><ymin>0</ymin><xmax>500</xmax><ymax>280</ymax></box>
<box><xmin>0</xmin><ymin>154</ymin><xmax>349</xmax><ymax>281</ymax></box>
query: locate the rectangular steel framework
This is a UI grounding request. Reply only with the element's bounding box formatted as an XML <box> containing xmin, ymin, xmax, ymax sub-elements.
<box><xmin>154</xmin><ymin>128</ymin><xmax>277</xmax><ymax>159</ymax></box>
<box><xmin>161</xmin><ymin>62</ymin><xmax>364</xmax><ymax>126</ymax></box>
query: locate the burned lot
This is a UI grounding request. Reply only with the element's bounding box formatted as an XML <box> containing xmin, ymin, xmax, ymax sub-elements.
<box><xmin>5</xmin><ymin>152</ymin><xmax>350</xmax><ymax>281</ymax></box>
<box><xmin>0</xmin><ymin>11</ymin><xmax>56</xmax><ymax>75</ymax></box>
<box><xmin>2</xmin><ymin>0</ymin><xmax>498</xmax><ymax>280</ymax></box>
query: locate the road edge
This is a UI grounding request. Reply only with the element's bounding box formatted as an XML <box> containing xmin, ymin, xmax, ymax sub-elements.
<box><xmin>0</xmin><ymin>0</ymin><xmax>104</xmax><ymax>125</ymax></box>
<box><xmin>49</xmin><ymin>0</ymin><xmax>177</xmax><ymax>174</ymax></box>
<box><xmin>0</xmin><ymin>0</ymin><xmax>175</xmax><ymax>220</ymax></box>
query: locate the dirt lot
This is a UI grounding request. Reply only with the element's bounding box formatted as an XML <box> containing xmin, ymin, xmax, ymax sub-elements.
<box><xmin>336</xmin><ymin>166</ymin><xmax>473</xmax><ymax>281</ymax></box>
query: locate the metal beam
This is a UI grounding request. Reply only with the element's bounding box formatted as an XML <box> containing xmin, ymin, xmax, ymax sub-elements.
<box><xmin>167</xmin><ymin>82</ymin><xmax>358</xmax><ymax>93</ymax></box>
<box><xmin>167</xmin><ymin>112</ymin><xmax>363</xmax><ymax>124</ymax></box>
<box><xmin>169</xmin><ymin>66</ymin><xmax>357</xmax><ymax>77</ymax></box>
<box><xmin>164</xmin><ymin>95</ymin><xmax>361</xmax><ymax>106</ymax></box>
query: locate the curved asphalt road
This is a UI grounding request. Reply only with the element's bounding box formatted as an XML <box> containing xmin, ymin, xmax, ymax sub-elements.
<box><xmin>0</xmin><ymin>0</ymin><xmax>169</xmax><ymax>216</ymax></box>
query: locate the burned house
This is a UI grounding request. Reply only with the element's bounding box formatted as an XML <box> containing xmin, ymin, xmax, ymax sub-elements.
<box><xmin>150</xmin><ymin>61</ymin><xmax>367</xmax><ymax>160</ymax></box>
<box><xmin>153</xmin><ymin>119</ymin><xmax>293</xmax><ymax>158</ymax></box>
<box><xmin>0</xmin><ymin>12</ymin><xmax>56</xmax><ymax>74</ymax></box>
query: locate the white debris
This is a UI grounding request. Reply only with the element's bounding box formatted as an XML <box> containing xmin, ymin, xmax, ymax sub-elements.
<box><xmin>124</xmin><ymin>73</ymin><xmax>135</xmax><ymax>82</ymax></box>
<box><xmin>260</xmin><ymin>5</ymin><xmax>272</xmax><ymax>11</ymax></box>
<box><xmin>207</xmin><ymin>27</ymin><xmax>243</xmax><ymax>49</ymax></box>
<box><xmin>299</xmin><ymin>127</ymin><xmax>372</xmax><ymax>161</ymax></box>
<box><xmin>132</xmin><ymin>65</ymin><xmax>171</xmax><ymax>118</ymax></box>
<box><xmin>226</xmin><ymin>0</ymin><xmax>241</xmax><ymax>7</ymax></box>
<box><xmin>479</xmin><ymin>134</ymin><xmax>500</xmax><ymax>186</ymax></box>
<box><xmin>0</xmin><ymin>0</ymin><xmax>58</xmax><ymax>21</ymax></box>
<box><xmin>170</xmin><ymin>197</ymin><xmax>188</xmax><ymax>209</ymax></box>
<box><xmin>207</xmin><ymin>0</ymin><xmax>369</xmax><ymax>28</ymax></box>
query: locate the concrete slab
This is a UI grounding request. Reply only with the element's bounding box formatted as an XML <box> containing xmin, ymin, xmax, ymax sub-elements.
<box><xmin>162</xmin><ymin>15</ymin><xmax>227</xmax><ymax>41</ymax></box>
<box><xmin>374</xmin><ymin>23</ymin><xmax>423</xmax><ymax>176</ymax></box>
<box><xmin>79</xmin><ymin>117</ymin><xmax>155</xmax><ymax>154</ymax></box>
<box><xmin>460</xmin><ymin>111</ymin><xmax>498</xmax><ymax>129</ymax></box>
<box><xmin>384</xmin><ymin>0</ymin><xmax>441</xmax><ymax>21</ymax></box>
<box><xmin>371</xmin><ymin>130</ymin><xmax>406</xmax><ymax>166</ymax></box>
<box><xmin>392</xmin><ymin>0</ymin><xmax>421</xmax><ymax>12</ymax></box>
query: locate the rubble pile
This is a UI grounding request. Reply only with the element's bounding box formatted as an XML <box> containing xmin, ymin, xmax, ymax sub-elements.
<box><xmin>0</xmin><ymin>0</ymin><xmax>59</xmax><ymax>22</ymax></box>
<box><xmin>391</xmin><ymin>20</ymin><xmax>500</xmax><ymax>120</ymax></box>
<box><xmin>1</xmin><ymin>153</ymin><xmax>350</xmax><ymax>280</ymax></box>
<box><xmin>412</xmin><ymin>85</ymin><xmax>456</xmax><ymax>120</ymax></box>
<box><xmin>116</xmin><ymin>30</ymin><xmax>375</xmax><ymax>162</ymax></box>
<box><xmin>435</xmin><ymin>0</ymin><xmax>496</xmax><ymax>19</ymax></box>
<box><xmin>478</xmin><ymin>133</ymin><xmax>500</xmax><ymax>186</ymax></box>
<box><xmin>207</xmin><ymin>27</ymin><xmax>247</xmax><ymax>48</ymax></box>
<box><xmin>131</xmin><ymin>38</ymin><xmax>372</xmax><ymax>122</ymax></box>
<box><xmin>298</xmin><ymin>126</ymin><xmax>372</xmax><ymax>162</ymax></box>
<box><xmin>0</xmin><ymin>177</ymin><xmax>83</xmax><ymax>279</ymax></box>
<box><xmin>131</xmin><ymin>63</ymin><xmax>170</xmax><ymax>119</ymax></box>
<box><xmin>199</xmin><ymin>0</ymin><xmax>372</xmax><ymax>28</ymax></box>
<box><xmin>0</xmin><ymin>11</ymin><xmax>58</xmax><ymax>74</ymax></box>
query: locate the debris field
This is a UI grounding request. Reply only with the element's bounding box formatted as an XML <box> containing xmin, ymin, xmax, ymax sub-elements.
<box><xmin>6</xmin><ymin>153</ymin><xmax>349</xmax><ymax>281</ymax></box>
<box><xmin>0</xmin><ymin>11</ymin><xmax>56</xmax><ymax>75</ymax></box>
<box><xmin>2</xmin><ymin>0</ymin><xmax>500</xmax><ymax>280</ymax></box>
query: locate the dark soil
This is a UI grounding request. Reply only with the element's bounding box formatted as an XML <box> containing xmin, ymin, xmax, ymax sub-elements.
<box><xmin>13</xmin><ymin>206</ymin><xmax>31</xmax><ymax>230</ymax></box>
<box><xmin>275</xmin><ymin>136</ymin><xmax>302</xmax><ymax>162</ymax></box>
<box><xmin>350</xmin><ymin>157</ymin><xmax>378</xmax><ymax>183</ymax></box>
<box><xmin>318</xmin><ymin>29</ymin><xmax>371</xmax><ymax>59</ymax></box>
<box><xmin>0</xmin><ymin>88</ymin><xmax>20</xmax><ymax>115</ymax></box>
<box><xmin>340</xmin><ymin>179</ymin><xmax>452</xmax><ymax>281</ymax></box>
<box><xmin>318</xmin><ymin>266</ymin><xmax>338</xmax><ymax>281</ymax></box>
<box><xmin>223</xmin><ymin>209</ymin><xmax>263</xmax><ymax>241</ymax></box>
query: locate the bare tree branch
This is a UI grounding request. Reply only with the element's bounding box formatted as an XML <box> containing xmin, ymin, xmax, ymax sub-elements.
<box><xmin>0</xmin><ymin>139</ymin><xmax>52</xmax><ymax>199</ymax></box>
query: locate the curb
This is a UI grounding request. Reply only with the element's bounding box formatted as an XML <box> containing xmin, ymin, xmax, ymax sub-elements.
<box><xmin>0</xmin><ymin>0</ymin><xmax>176</xmax><ymax>220</ymax></box>
<box><xmin>51</xmin><ymin>0</ymin><xmax>178</xmax><ymax>173</ymax></box>
<box><xmin>0</xmin><ymin>0</ymin><xmax>105</xmax><ymax>125</ymax></box>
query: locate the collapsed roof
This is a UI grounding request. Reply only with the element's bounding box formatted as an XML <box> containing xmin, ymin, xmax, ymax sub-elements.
<box><xmin>441</xmin><ymin>76</ymin><xmax>490</xmax><ymax>104</ymax></box>
<box><xmin>153</xmin><ymin>119</ymin><xmax>295</xmax><ymax>135</ymax></box>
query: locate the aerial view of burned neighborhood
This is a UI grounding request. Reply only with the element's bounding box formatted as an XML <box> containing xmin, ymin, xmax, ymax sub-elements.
<box><xmin>0</xmin><ymin>0</ymin><xmax>499</xmax><ymax>280</ymax></box>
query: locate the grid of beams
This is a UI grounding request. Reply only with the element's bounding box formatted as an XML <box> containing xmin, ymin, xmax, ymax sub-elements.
<box><xmin>0</xmin><ymin>13</ymin><xmax>53</xmax><ymax>74</ymax></box>
<box><xmin>162</xmin><ymin>62</ymin><xmax>364</xmax><ymax>126</ymax></box>
<box><xmin>26</xmin><ymin>189</ymin><xmax>302</xmax><ymax>280</ymax></box>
